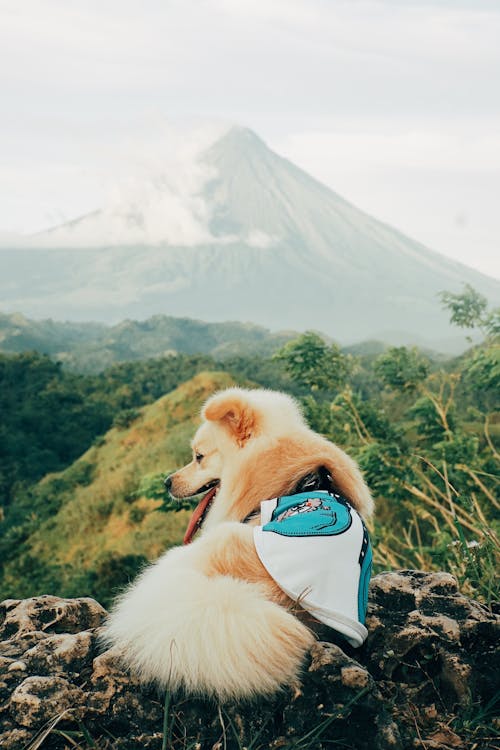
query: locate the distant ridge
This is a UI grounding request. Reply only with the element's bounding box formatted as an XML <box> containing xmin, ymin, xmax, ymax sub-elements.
<box><xmin>0</xmin><ymin>309</ymin><xmax>471</xmax><ymax>372</ymax></box>
<box><xmin>0</xmin><ymin>310</ymin><xmax>299</xmax><ymax>372</ymax></box>
<box><xmin>1</xmin><ymin>125</ymin><xmax>498</xmax><ymax>343</ymax></box>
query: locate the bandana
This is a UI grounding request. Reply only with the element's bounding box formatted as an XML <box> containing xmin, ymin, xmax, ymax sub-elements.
<box><xmin>253</xmin><ymin>490</ymin><xmax>372</xmax><ymax>647</ymax></box>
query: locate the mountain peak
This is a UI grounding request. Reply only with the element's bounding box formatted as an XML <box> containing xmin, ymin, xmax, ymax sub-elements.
<box><xmin>1</xmin><ymin>124</ymin><xmax>498</xmax><ymax>344</ymax></box>
<box><xmin>215</xmin><ymin>125</ymin><xmax>268</xmax><ymax>149</ymax></box>
<box><xmin>205</xmin><ymin>125</ymin><xmax>271</xmax><ymax>168</ymax></box>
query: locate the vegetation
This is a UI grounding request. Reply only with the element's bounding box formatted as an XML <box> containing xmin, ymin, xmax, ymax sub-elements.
<box><xmin>0</xmin><ymin>371</ymin><xmax>236</xmax><ymax>607</ymax></box>
<box><xmin>275</xmin><ymin>287</ymin><xmax>499</xmax><ymax>605</ymax></box>
<box><xmin>0</xmin><ymin>353</ymin><xmax>112</xmax><ymax>508</ymax></box>
<box><xmin>0</xmin><ymin>351</ymin><xmax>219</xmax><ymax>507</ymax></box>
<box><xmin>0</xmin><ymin>311</ymin><xmax>297</xmax><ymax>372</ymax></box>
<box><xmin>0</xmin><ymin>286</ymin><xmax>498</xmax><ymax>610</ymax></box>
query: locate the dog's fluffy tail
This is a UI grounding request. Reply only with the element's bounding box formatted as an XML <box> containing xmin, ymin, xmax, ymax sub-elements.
<box><xmin>102</xmin><ymin>551</ymin><xmax>314</xmax><ymax>700</ymax></box>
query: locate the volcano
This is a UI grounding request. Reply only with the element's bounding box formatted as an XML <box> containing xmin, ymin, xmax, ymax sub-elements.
<box><xmin>1</xmin><ymin>126</ymin><xmax>498</xmax><ymax>345</ymax></box>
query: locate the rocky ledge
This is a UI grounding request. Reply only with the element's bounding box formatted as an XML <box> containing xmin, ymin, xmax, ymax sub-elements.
<box><xmin>0</xmin><ymin>571</ymin><xmax>498</xmax><ymax>750</ymax></box>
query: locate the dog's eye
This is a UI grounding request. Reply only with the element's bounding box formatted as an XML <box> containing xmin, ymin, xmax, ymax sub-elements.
<box><xmin>195</xmin><ymin>453</ymin><xmax>204</xmax><ymax>463</ymax></box>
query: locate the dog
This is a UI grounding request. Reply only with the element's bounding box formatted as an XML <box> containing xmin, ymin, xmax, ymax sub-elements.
<box><xmin>103</xmin><ymin>387</ymin><xmax>374</xmax><ymax>700</ymax></box>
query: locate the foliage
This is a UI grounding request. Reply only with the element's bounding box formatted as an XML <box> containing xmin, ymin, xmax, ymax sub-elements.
<box><xmin>112</xmin><ymin>408</ymin><xmax>141</xmax><ymax>428</ymax></box>
<box><xmin>439</xmin><ymin>284</ymin><xmax>489</xmax><ymax>330</ymax></box>
<box><xmin>0</xmin><ymin>370</ymin><xmax>234</xmax><ymax>605</ymax></box>
<box><xmin>0</xmin><ymin>352</ymin><xmax>113</xmax><ymax>507</ymax></box>
<box><xmin>0</xmin><ymin>287</ymin><xmax>498</xmax><ymax>609</ymax></box>
<box><xmin>0</xmin><ymin>311</ymin><xmax>296</xmax><ymax>372</ymax></box>
<box><xmin>439</xmin><ymin>282</ymin><xmax>500</xmax><ymax>341</ymax></box>
<box><xmin>0</xmin><ymin>351</ymin><xmax>215</xmax><ymax>508</ymax></box>
<box><xmin>374</xmin><ymin>346</ymin><xmax>430</xmax><ymax>391</ymax></box>
<box><xmin>275</xmin><ymin>291</ymin><xmax>499</xmax><ymax>605</ymax></box>
<box><xmin>273</xmin><ymin>331</ymin><xmax>352</xmax><ymax>393</ymax></box>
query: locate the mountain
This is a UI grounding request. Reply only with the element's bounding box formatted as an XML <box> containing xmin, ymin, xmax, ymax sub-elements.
<box><xmin>0</xmin><ymin>311</ymin><xmax>107</xmax><ymax>357</ymax></box>
<box><xmin>1</xmin><ymin>126</ymin><xmax>498</xmax><ymax>345</ymax></box>
<box><xmin>0</xmin><ymin>310</ymin><xmax>299</xmax><ymax>372</ymax></box>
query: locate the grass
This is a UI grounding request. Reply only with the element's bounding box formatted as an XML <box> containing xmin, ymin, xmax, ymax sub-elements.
<box><xmin>19</xmin><ymin>688</ymin><xmax>499</xmax><ymax>750</ymax></box>
<box><xmin>6</xmin><ymin>368</ymin><xmax>498</xmax><ymax>749</ymax></box>
<box><xmin>162</xmin><ymin>688</ymin><xmax>173</xmax><ymax>750</ymax></box>
<box><xmin>2</xmin><ymin>371</ymin><xmax>235</xmax><ymax>600</ymax></box>
<box><xmin>155</xmin><ymin>686</ymin><xmax>371</xmax><ymax>750</ymax></box>
<box><xmin>373</xmin><ymin>454</ymin><xmax>500</xmax><ymax>607</ymax></box>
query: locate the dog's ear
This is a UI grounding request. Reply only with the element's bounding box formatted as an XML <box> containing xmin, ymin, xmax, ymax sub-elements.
<box><xmin>203</xmin><ymin>390</ymin><xmax>259</xmax><ymax>447</ymax></box>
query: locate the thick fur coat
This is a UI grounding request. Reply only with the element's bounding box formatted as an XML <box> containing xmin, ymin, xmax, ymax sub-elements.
<box><xmin>103</xmin><ymin>388</ymin><xmax>373</xmax><ymax>700</ymax></box>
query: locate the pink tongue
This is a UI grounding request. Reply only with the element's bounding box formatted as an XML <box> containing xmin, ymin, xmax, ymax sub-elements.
<box><xmin>183</xmin><ymin>485</ymin><xmax>218</xmax><ymax>545</ymax></box>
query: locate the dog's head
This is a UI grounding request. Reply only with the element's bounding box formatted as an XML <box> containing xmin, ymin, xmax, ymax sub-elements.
<box><xmin>168</xmin><ymin>387</ymin><xmax>374</xmax><ymax>539</ymax></box>
<box><xmin>168</xmin><ymin>388</ymin><xmax>303</xmax><ymax>497</ymax></box>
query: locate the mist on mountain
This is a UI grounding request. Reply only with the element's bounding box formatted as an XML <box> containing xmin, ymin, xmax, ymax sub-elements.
<box><xmin>1</xmin><ymin>125</ymin><xmax>498</xmax><ymax>348</ymax></box>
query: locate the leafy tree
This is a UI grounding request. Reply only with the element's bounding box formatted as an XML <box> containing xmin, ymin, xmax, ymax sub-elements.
<box><xmin>462</xmin><ymin>346</ymin><xmax>500</xmax><ymax>412</ymax></box>
<box><xmin>439</xmin><ymin>284</ymin><xmax>489</xmax><ymax>330</ymax></box>
<box><xmin>274</xmin><ymin>332</ymin><xmax>351</xmax><ymax>393</ymax></box>
<box><xmin>374</xmin><ymin>347</ymin><xmax>430</xmax><ymax>391</ymax></box>
<box><xmin>439</xmin><ymin>283</ymin><xmax>500</xmax><ymax>342</ymax></box>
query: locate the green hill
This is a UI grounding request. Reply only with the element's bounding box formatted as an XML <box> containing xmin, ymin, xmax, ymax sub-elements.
<box><xmin>1</xmin><ymin>323</ymin><xmax>497</xmax><ymax>610</ymax></box>
<box><xmin>0</xmin><ymin>311</ymin><xmax>297</xmax><ymax>372</ymax></box>
<box><xmin>0</xmin><ymin>349</ymin><xmax>221</xmax><ymax>507</ymax></box>
<box><xmin>0</xmin><ymin>371</ymin><xmax>235</xmax><ymax>606</ymax></box>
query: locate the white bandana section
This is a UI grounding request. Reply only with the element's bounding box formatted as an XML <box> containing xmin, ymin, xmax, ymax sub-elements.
<box><xmin>253</xmin><ymin>491</ymin><xmax>371</xmax><ymax>647</ymax></box>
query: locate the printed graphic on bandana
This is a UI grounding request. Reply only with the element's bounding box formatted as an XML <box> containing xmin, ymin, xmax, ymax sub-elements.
<box><xmin>262</xmin><ymin>491</ymin><xmax>352</xmax><ymax>537</ymax></box>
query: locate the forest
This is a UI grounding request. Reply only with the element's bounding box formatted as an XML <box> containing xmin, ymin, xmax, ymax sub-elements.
<box><xmin>0</xmin><ymin>286</ymin><xmax>498</xmax><ymax>609</ymax></box>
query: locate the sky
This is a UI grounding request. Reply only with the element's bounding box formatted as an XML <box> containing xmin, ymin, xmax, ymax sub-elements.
<box><xmin>1</xmin><ymin>0</ymin><xmax>499</xmax><ymax>279</ymax></box>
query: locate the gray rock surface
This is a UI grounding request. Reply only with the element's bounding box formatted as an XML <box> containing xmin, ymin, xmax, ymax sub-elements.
<box><xmin>0</xmin><ymin>572</ymin><xmax>498</xmax><ymax>750</ymax></box>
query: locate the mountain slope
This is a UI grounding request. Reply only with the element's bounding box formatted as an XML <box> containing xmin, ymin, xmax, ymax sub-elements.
<box><xmin>0</xmin><ymin>371</ymin><xmax>234</xmax><ymax>604</ymax></box>
<box><xmin>1</xmin><ymin>126</ymin><xmax>498</xmax><ymax>344</ymax></box>
<box><xmin>0</xmin><ymin>310</ymin><xmax>299</xmax><ymax>371</ymax></box>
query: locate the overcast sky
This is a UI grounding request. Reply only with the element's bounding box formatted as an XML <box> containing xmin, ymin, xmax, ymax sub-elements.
<box><xmin>1</xmin><ymin>0</ymin><xmax>499</xmax><ymax>279</ymax></box>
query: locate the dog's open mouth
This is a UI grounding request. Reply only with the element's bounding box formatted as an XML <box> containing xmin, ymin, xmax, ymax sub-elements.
<box><xmin>183</xmin><ymin>480</ymin><xmax>220</xmax><ymax>545</ymax></box>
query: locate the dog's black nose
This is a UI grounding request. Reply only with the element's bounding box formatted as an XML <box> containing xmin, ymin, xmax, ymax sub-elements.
<box><xmin>164</xmin><ymin>475</ymin><xmax>173</xmax><ymax>491</ymax></box>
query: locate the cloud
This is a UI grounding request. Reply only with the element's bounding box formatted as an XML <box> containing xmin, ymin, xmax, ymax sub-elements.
<box><xmin>245</xmin><ymin>230</ymin><xmax>276</xmax><ymax>249</ymax></box>
<box><xmin>28</xmin><ymin>122</ymin><xmax>228</xmax><ymax>247</ymax></box>
<box><xmin>16</xmin><ymin>121</ymin><xmax>282</xmax><ymax>249</ymax></box>
<box><xmin>278</xmin><ymin>121</ymin><xmax>500</xmax><ymax>174</ymax></box>
<box><xmin>0</xmin><ymin>0</ymin><xmax>499</xmax><ymax>275</ymax></box>
<box><xmin>2</xmin><ymin>0</ymin><xmax>498</xmax><ymax>118</ymax></box>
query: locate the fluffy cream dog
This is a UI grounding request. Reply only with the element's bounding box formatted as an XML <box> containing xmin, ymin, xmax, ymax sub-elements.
<box><xmin>103</xmin><ymin>388</ymin><xmax>373</xmax><ymax>700</ymax></box>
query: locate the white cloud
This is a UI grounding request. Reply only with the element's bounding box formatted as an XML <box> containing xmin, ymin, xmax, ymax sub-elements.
<box><xmin>0</xmin><ymin>0</ymin><xmax>499</xmax><ymax>275</ymax></box>
<box><xmin>29</xmin><ymin>122</ymin><xmax>228</xmax><ymax>247</ymax></box>
<box><xmin>245</xmin><ymin>230</ymin><xmax>276</xmax><ymax>249</ymax></box>
<box><xmin>280</xmin><ymin>124</ymin><xmax>500</xmax><ymax>173</ymax></box>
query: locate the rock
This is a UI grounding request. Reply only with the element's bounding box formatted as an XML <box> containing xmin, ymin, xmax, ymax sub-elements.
<box><xmin>22</xmin><ymin>631</ymin><xmax>94</xmax><ymax>676</ymax></box>
<box><xmin>7</xmin><ymin>661</ymin><xmax>27</xmax><ymax>673</ymax></box>
<box><xmin>10</xmin><ymin>675</ymin><xmax>85</xmax><ymax>727</ymax></box>
<box><xmin>0</xmin><ymin>595</ymin><xmax>106</xmax><ymax>638</ymax></box>
<box><xmin>0</xmin><ymin>727</ymin><xmax>33</xmax><ymax>750</ymax></box>
<box><xmin>0</xmin><ymin>571</ymin><xmax>497</xmax><ymax>750</ymax></box>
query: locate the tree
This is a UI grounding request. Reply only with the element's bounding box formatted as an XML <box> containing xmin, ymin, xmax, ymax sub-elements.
<box><xmin>439</xmin><ymin>283</ymin><xmax>500</xmax><ymax>341</ymax></box>
<box><xmin>374</xmin><ymin>347</ymin><xmax>430</xmax><ymax>392</ymax></box>
<box><xmin>274</xmin><ymin>332</ymin><xmax>351</xmax><ymax>393</ymax></box>
<box><xmin>440</xmin><ymin>284</ymin><xmax>499</xmax><ymax>410</ymax></box>
<box><xmin>439</xmin><ymin>284</ymin><xmax>488</xmax><ymax>330</ymax></box>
